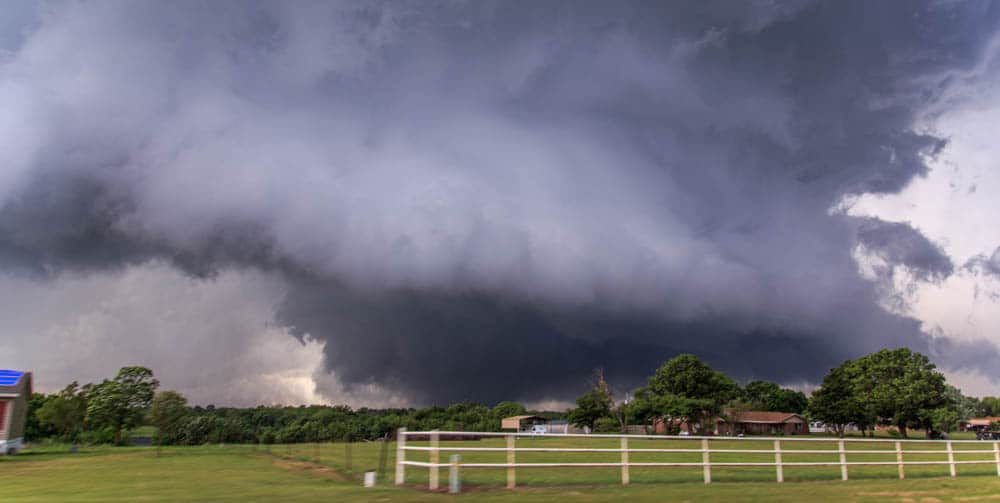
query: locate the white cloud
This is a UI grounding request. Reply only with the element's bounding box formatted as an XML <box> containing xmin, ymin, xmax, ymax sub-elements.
<box><xmin>846</xmin><ymin>52</ymin><xmax>1000</xmax><ymax>396</ymax></box>
<box><xmin>0</xmin><ymin>262</ymin><xmax>402</xmax><ymax>406</ymax></box>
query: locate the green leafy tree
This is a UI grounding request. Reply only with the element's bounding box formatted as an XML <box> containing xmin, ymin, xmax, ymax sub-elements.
<box><xmin>25</xmin><ymin>392</ymin><xmax>57</xmax><ymax>441</ymax></box>
<box><xmin>808</xmin><ymin>363</ymin><xmax>872</xmax><ymax>437</ymax></box>
<box><xmin>567</xmin><ymin>369</ymin><xmax>614</xmax><ymax>430</ymax></box>
<box><xmin>444</xmin><ymin>402</ymin><xmax>492</xmax><ymax>431</ymax></box>
<box><xmin>925</xmin><ymin>407</ymin><xmax>961</xmax><ymax>436</ymax></box>
<box><xmin>943</xmin><ymin>385</ymin><xmax>985</xmax><ymax>420</ymax></box>
<box><xmin>741</xmin><ymin>380</ymin><xmax>809</xmax><ymax>413</ymax></box>
<box><xmin>770</xmin><ymin>388</ymin><xmax>809</xmax><ymax>414</ymax></box>
<box><xmin>593</xmin><ymin>417</ymin><xmax>619</xmax><ymax>433</ymax></box>
<box><xmin>741</xmin><ymin>381</ymin><xmax>781</xmax><ymax>409</ymax></box>
<box><xmin>36</xmin><ymin>382</ymin><xmax>89</xmax><ymax>442</ymax></box>
<box><xmin>149</xmin><ymin>390</ymin><xmax>190</xmax><ymax>444</ymax></box>
<box><xmin>491</xmin><ymin>401</ymin><xmax>527</xmax><ymax>427</ymax></box>
<box><xmin>981</xmin><ymin>397</ymin><xmax>1000</xmax><ymax>416</ymax></box>
<box><xmin>628</xmin><ymin>389</ymin><xmax>708</xmax><ymax>434</ymax></box>
<box><xmin>642</xmin><ymin>354</ymin><xmax>737</xmax><ymax>433</ymax></box>
<box><xmin>86</xmin><ymin>366</ymin><xmax>159</xmax><ymax>444</ymax></box>
<box><xmin>850</xmin><ymin>348</ymin><xmax>946</xmax><ymax>438</ymax></box>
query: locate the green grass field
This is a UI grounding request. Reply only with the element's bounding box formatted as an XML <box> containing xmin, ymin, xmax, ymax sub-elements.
<box><xmin>2</xmin><ymin>436</ymin><xmax>1000</xmax><ymax>502</ymax></box>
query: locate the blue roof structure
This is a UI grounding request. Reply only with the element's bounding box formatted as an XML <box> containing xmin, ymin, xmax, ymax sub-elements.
<box><xmin>0</xmin><ymin>370</ymin><xmax>24</xmax><ymax>386</ymax></box>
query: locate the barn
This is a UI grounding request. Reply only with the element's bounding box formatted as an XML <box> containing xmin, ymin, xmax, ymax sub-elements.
<box><xmin>0</xmin><ymin>369</ymin><xmax>32</xmax><ymax>455</ymax></box>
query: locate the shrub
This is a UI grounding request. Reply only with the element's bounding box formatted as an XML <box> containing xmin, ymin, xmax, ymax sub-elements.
<box><xmin>593</xmin><ymin>417</ymin><xmax>619</xmax><ymax>433</ymax></box>
<box><xmin>78</xmin><ymin>426</ymin><xmax>117</xmax><ymax>445</ymax></box>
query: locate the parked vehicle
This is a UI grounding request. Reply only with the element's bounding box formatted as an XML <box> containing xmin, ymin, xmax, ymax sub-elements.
<box><xmin>526</xmin><ymin>424</ymin><xmax>548</xmax><ymax>435</ymax></box>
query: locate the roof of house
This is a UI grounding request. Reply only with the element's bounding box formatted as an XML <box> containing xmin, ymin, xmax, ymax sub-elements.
<box><xmin>0</xmin><ymin>369</ymin><xmax>30</xmax><ymax>395</ymax></box>
<box><xmin>0</xmin><ymin>370</ymin><xmax>24</xmax><ymax>387</ymax></box>
<box><xmin>967</xmin><ymin>417</ymin><xmax>1000</xmax><ymax>426</ymax></box>
<box><xmin>726</xmin><ymin>411</ymin><xmax>805</xmax><ymax>424</ymax></box>
<box><xmin>501</xmin><ymin>415</ymin><xmax>548</xmax><ymax>429</ymax></box>
<box><xmin>502</xmin><ymin>415</ymin><xmax>547</xmax><ymax>422</ymax></box>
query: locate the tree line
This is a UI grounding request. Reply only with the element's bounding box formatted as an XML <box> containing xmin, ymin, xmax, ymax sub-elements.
<box><xmin>25</xmin><ymin>348</ymin><xmax>999</xmax><ymax>445</ymax></box>
<box><xmin>566</xmin><ymin>348</ymin><xmax>999</xmax><ymax>438</ymax></box>
<box><xmin>26</xmin><ymin>367</ymin><xmax>543</xmax><ymax>445</ymax></box>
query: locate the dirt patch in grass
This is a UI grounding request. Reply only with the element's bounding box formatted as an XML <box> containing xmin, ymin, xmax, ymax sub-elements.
<box><xmin>264</xmin><ymin>455</ymin><xmax>354</xmax><ymax>483</ymax></box>
<box><xmin>855</xmin><ymin>490</ymin><xmax>951</xmax><ymax>497</ymax></box>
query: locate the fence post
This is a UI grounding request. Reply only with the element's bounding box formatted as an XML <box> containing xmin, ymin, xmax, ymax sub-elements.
<box><xmin>378</xmin><ymin>433</ymin><xmax>390</xmax><ymax>481</ymax></box>
<box><xmin>947</xmin><ymin>440</ymin><xmax>956</xmax><ymax>478</ymax></box>
<box><xmin>620</xmin><ymin>437</ymin><xmax>629</xmax><ymax>485</ymax></box>
<box><xmin>345</xmin><ymin>434</ymin><xmax>353</xmax><ymax>473</ymax></box>
<box><xmin>993</xmin><ymin>442</ymin><xmax>1000</xmax><ymax>477</ymax></box>
<box><xmin>994</xmin><ymin>441</ymin><xmax>1000</xmax><ymax>477</ymax></box>
<box><xmin>395</xmin><ymin>428</ymin><xmax>406</xmax><ymax>485</ymax></box>
<box><xmin>838</xmin><ymin>439</ymin><xmax>848</xmax><ymax>481</ymax></box>
<box><xmin>449</xmin><ymin>454</ymin><xmax>461</xmax><ymax>494</ymax></box>
<box><xmin>506</xmin><ymin>434</ymin><xmax>516</xmax><ymax>489</ymax></box>
<box><xmin>895</xmin><ymin>441</ymin><xmax>905</xmax><ymax>480</ymax></box>
<box><xmin>702</xmin><ymin>438</ymin><xmax>712</xmax><ymax>484</ymax></box>
<box><xmin>429</xmin><ymin>430</ymin><xmax>440</xmax><ymax>490</ymax></box>
<box><xmin>774</xmin><ymin>440</ymin><xmax>784</xmax><ymax>483</ymax></box>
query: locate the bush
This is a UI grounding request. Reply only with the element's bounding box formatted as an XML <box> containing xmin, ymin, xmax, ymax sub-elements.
<box><xmin>593</xmin><ymin>417</ymin><xmax>619</xmax><ymax>433</ymax></box>
<box><xmin>78</xmin><ymin>426</ymin><xmax>117</xmax><ymax>445</ymax></box>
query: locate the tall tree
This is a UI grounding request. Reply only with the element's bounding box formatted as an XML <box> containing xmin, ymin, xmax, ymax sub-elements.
<box><xmin>646</xmin><ymin>355</ymin><xmax>738</xmax><ymax>404</ymax></box>
<box><xmin>567</xmin><ymin>369</ymin><xmax>614</xmax><ymax>431</ymax></box>
<box><xmin>741</xmin><ymin>381</ymin><xmax>781</xmax><ymax>409</ymax></box>
<box><xmin>925</xmin><ymin>406</ymin><xmax>961</xmax><ymax>437</ymax></box>
<box><xmin>771</xmin><ymin>389</ymin><xmax>810</xmax><ymax>414</ymax></box>
<box><xmin>851</xmin><ymin>348</ymin><xmax>946</xmax><ymax>438</ymax></box>
<box><xmin>981</xmin><ymin>397</ymin><xmax>1000</xmax><ymax>417</ymax></box>
<box><xmin>86</xmin><ymin>366</ymin><xmax>160</xmax><ymax>444</ymax></box>
<box><xmin>808</xmin><ymin>364</ymin><xmax>872</xmax><ymax>437</ymax></box>
<box><xmin>628</xmin><ymin>390</ymin><xmax>710</xmax><ymax>434</ymax></box>
<box><xmin>149</xmin><ymin>390</ymin><xmax>189</xmax><ymax>444</ymax></box>
<box><xmin>944</xmin><ymin>386</ymin><xmax>986</xmax><ymax>420</ymax></box>
<box><xmin>35</xmin><ymin>382</ymin><xmax>89</xmax><ymax>442</ymax></box>
<box><xmin>491</xmin><ymin>401</ymin><xmax>526</xmax><ymax>423</ymax></box>
<box><xmin>741</xmin><ymin>381</ymin><xmax>809</xmax><ymax>413</ymax></box>
<box><xmin>640</xmin><ymin>354</ymin><xmax>737</xmax><ymax>433</ymax></box>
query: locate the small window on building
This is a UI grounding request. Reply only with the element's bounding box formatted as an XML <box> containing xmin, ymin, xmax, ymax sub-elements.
<box><xmin>0</xmin><ymin>400</ymin><xmax>7</xmax><ymax>430</ymax></box>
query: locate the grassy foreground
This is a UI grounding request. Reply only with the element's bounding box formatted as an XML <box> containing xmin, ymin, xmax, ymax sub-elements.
<box><xmin>2</xmin><ymin>441</ymin><xmax>1000</xmax><ymax>502</ymax></box>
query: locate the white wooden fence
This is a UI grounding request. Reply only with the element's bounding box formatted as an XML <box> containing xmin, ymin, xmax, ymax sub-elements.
<box><xmin>395</xmin><ymin>429</ymin><xmax>1000</xmax><ymax>491</ymax></box>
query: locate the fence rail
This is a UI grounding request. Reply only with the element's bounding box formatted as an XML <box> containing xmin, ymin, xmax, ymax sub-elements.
<box><xmin>395</xmin><ymin>428</ymin><xmax>1000</xmax><ymax>492</ymax></box>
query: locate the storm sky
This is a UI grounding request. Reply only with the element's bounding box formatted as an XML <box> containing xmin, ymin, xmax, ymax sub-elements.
<box><xmin>2</xmin><ymin>0</ymin><xmax>1000</xmax><ymax>407</ymax></box>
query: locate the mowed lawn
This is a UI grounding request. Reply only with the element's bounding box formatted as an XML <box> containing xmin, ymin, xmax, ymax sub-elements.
<box><xmin>2</xmin><ymin>437</ymin><xmax>1000</xmax><ymax>502</ymax></box>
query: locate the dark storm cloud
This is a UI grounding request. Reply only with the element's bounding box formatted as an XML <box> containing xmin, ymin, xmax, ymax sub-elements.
<box><xmin>278</xmin><ymin>278</ymin><xmax>862</xmax><ymax>404</ymax></box>
<box><xmin>855</xmin><ymin>217</ymin><xmax>954</xmax><ymax>282</ymax></box>
<box><xmin>2</xmin><ymin>0</ymin><xmax>999</xmax><ymax>404</ymax></box>
<box><xmin>0</xmin><ymin>173</ymin><xmax>283</xmax><ymax>279</ymax></box>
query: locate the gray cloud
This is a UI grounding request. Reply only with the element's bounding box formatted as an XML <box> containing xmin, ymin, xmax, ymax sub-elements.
<box><xmin>1</xmin><ymin>1</ymin><xmax>999</xmax><ymax>404</ymax></box>
<box><xmin>855</xmin><ymin>217</ymin><xmax>954</xmax><ymax>282</ymax></box>
<box><xmin>966</xmin><ymin>246</ymin><xmax>1000</xmax><ymax>278</ymax></box>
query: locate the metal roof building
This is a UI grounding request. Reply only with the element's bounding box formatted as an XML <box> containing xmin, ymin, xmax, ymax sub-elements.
<box><xmin>0</xmin><ymin>369</ymin><xmax>32</xmax><ymax>454</ymax></box>
<box><xmin>501</xmin><ymin>415</ymin><xmax>548</xmax><ymax>431</ymax></box>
